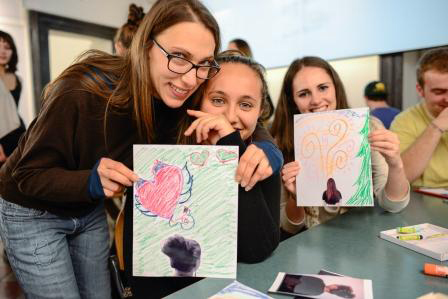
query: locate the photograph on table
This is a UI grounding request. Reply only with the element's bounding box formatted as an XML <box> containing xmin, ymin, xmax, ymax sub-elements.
<box><xmin>133</xmin><ymin>144</ymin><xmax>239</xmax><ymax>278</ymax></box>
<box><xmin>269</xmin><ymin>272</ymin><xmax>373</xmax><ymax>299</ymax></box>
<box><xmin>294</xmin><ymin>108</ymin><xmax>373</xmax><ymax>207</ymax></box>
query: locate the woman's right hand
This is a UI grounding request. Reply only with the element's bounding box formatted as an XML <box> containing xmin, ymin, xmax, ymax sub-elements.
<box><xmin>184</xmin><ymin>109</ymin><xmax>235</xmax><ymax>145</ymax></box>
<box><xmin>97</xmin><ymin>158</ymin><xmax>139</xmax><ymax>198</ymax></box>
<box><xmin>281</xmin><ymin>161</ymin><xmax>300</xmax><ymax>194</ymax></box>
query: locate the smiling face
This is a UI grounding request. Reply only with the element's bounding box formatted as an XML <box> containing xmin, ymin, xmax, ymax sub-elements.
<box><xmin>417</xmin><ymin>70</ymin><xmax>448</xmax><ymax>117</ymax></box>
<box><xmin>292</xmin><ymin>66</ymin><xmax>337</xmax><ymax>114</ymax></box>
<box><xmin>149</xmin><ymin>21</ymin><xmax>216</xmax><ymax>108</ymax></box>
<box><xmin>0</xmin><ymin>38</ymin><xmax>13</xmax><ymax>68</ymax></box>
<box><xmin>200</xmin><ymin>63</ymin><xmax>263</xmax><ymax>141</ymax></box>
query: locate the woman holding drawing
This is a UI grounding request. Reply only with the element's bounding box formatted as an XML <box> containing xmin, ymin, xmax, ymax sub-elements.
<box><xmin>0</xmin><ymin>1</ymin><xmax>282</xmax><ymax>297</ymax></box>
<box><xmin>270</xmin><ymin>56</ymin><xmax>410</xmax><ymax>235</ymax></box>
<box><xmin>180</xmin><ymin>50</ymin><xmax>280</xmax><ymax>263</ymax></box>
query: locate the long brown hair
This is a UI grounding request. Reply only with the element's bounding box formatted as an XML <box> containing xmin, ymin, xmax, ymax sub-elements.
<box><xmin>43</xmin><ymin>0</ymin><xmax>220</xmax><ymax>143</ymax></box>
<box><xmin>177</xmin><ymin>51</ymin><xmax>271</xmax><ymax>144</ymax></box>
<box><xmin>270</xmin><ymin>56</ymin><xmax>349</xmax><ymax>163</ymax></box>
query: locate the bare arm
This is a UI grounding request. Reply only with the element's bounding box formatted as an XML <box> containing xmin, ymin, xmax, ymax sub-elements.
<box><xmin>401</xmin><ymin>107</ymin><xmax>448</xmax><ymax>182</ymax></box>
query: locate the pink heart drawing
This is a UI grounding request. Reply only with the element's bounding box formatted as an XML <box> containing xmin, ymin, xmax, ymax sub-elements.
<box><xmin>136</xmin><ymin>161</ymin><xmax>183</xmax><ymax>219</ymax></box>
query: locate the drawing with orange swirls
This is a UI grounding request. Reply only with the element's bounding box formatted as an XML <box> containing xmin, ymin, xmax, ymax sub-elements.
<box><xmin>293</xmin><ymin>108</ymin><xmax>373</xmax><ymax>207</ymax></box>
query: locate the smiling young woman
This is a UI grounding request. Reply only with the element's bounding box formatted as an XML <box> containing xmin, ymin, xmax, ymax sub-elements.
<box><xmin>271</xmin><ymin>56</ymin><xmax>410</xmax><ymax>236</ymax></box>
<box><xmin>179</xmin><ymin>52</ymin><xmax>280</xmax><ymax>265</ymax></box>
<box><xmin>0</xmin><ymin>0</ymin><xmax>222</xmax><ymax>298</ymax></box>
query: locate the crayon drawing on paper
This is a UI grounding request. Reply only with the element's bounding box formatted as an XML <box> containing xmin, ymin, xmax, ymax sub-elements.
<box><xmin>133</xmin><ymin>144</ymin><xmax>238</xmax><ymax>278</ymax></box>
<box><xmin>293</xmin><ymin>108</ymin><xmax>373</xmax><ymax>207</ymax></box>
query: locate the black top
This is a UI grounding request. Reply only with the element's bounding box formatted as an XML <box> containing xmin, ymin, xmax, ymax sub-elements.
<box><xmin>123</xmin><ymin>116</ymin><xmax>281</xmax><ymax>298</ymax></box>
<box><xmin>10</xmin><ymin>74</ymin><xmax>22</xmax><ymax>106</ymax></box>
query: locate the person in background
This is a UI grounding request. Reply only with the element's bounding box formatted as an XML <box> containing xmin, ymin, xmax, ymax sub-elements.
<box><xmin>364</xmin><ymin>80</ymin><xmax>400</xmax><ymax>129</ymax></box>
<box><xmin>114</xmin><ymin>3</ymin><xmax>145</xmax><ymax>56</ymax></box>
<box><xmin>181</xmin><ymin>51</ymin><xmax>280</xmax><ymax>263</ymax></box>
<box><xmin>271</xmin><ymin>56</ymin><xmax>410</xmax><ymax>236</ymax></box>
<box><xmin>227</xmin><ymin>38</ymin><xmax>253</xmax><ymax>58</ymax></box>
<box><xmin>227</xmin><ymin>38</ymin><xmax>275</xmax><ymax>124</ymax></box>
<box><xmin>390</xmin><ymin>47</ymin><xmax>448</xmax><ymax>188</ymax></box>
<box><xmin>0</xmin><ymin>30</ymin><xmax>25</xmax><ymax>166</ymax></box>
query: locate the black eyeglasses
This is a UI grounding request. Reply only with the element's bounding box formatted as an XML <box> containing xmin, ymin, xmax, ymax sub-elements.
<box><xmin>152</xmin><ymin>39</ymin><xmax>220</xmax><ymax>80</ymax></box>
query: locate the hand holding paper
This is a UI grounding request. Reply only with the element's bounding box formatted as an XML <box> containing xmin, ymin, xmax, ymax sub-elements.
<box><xmin>281</xmin><ymin>161</ymin><xmax>300</xmax><ymax>194</ymax></box>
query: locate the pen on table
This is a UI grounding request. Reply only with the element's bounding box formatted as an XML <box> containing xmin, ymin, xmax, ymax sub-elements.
<box><xmin>396</xmin><ymin>234</ymin><xmax>423</xmax><ymax>240</ymax></box>
<box><xmin>424</xmin><ymin>263</ymin><xmax>448</xmax><ymax>278</ymax></box>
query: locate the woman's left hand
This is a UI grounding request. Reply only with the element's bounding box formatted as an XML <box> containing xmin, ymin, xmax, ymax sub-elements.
<box><xmin>368</xmin><ymin>129</ymin><xmax>403</xmax><ymax>168</ymax></box>
<box><xmin>236</xmin><ymin>144</ymin><xmax>273</xmax><ymax>191</ymax></box>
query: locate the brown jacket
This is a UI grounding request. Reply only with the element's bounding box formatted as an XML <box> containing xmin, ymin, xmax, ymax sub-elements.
<box><xmin>0</xmin><ymin>79</ymin><xmax>136</xmax><ymax>217</ymax></box>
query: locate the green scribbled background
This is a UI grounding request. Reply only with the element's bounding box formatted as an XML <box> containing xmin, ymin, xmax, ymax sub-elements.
<box><xmin>133</xmin><ymin>145</ymin><xmax>238</xmax><ymax>278</ymax></box>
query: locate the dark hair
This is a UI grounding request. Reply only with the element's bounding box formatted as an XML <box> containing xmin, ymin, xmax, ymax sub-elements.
<box><xmin>417</xmin><ymin>47</ymin><xmax>448</xmax><ymax>87</ymax></box>
<box><xmin>43</xmin><ymin>0</ymin><xmax>220</xmax><ymax>143</ymax></box>
<box><xmin>270</xmin><ymin>56</ymin><xmax>349</xmax><ymax>163</ymax></box>
<box><xmin>115</xmin><ymin>4</ymin><xmax>145</xmax><ymax>50</ymax></box>
<box><xmin>364</xmin><ymin>80</ymin><xmax>388</xmax><ymax>101</ymax></box>
<box><xmin>0</xmin><ymin>30</ymin><xmax>18</xmax><ymax>73</ymax></box>
<box><xmin>324</xmin><ymin>178</ymin><xmax>341</xmax><ymax>205</ymax></box>
<box><xmin>161</xmin><ymin>235</ymin><xmax>201</xmax><ymax>273</ymax></box>
<box><xmin>177</xmin><ymin>50</ymin><xmax>271</xmax><ymax>144</ymax></box>
<box><xmin>229</xmin><ymin>38</ymin><xmax>252</xmax><ymax>58</ymax></box>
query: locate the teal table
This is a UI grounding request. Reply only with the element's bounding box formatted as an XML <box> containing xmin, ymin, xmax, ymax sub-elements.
<box><xmin>166</xmin><ymin>192</ymin><xmax>448</xmax><ymax>298</ymax></box>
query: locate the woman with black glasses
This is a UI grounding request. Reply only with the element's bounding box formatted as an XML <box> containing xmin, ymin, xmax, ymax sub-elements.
<box><xmin>0</xmin><ymin>1</ymin><xmax>281</xmax><ymax>298</ymax></box>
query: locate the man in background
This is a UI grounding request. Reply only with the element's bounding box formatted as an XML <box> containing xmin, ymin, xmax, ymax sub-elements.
<box><xmin>390</xmin><ymin>47</ymin><xmax>448</xmax><ymax>188</ymax></box>
<box><xmin>364</xmin><ymin>80</ymin><xmax>400</xmax><ymax>129</ymax></box>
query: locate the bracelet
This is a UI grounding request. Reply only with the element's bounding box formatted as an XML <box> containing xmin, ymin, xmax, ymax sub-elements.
<box><xmin>430</xmin><ymin>122</ymin><xmax>445</xmax><ymax>134</ymax></box>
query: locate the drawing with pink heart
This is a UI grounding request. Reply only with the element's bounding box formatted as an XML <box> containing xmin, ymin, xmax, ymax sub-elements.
<box><xmin>135</xmin><ymin>160</ymin><xmax>184</xmax><ymax>219</ymax></box>
<box><xmin>190</xmin><ymin>150</ymin><xmax>209</xmax><ymax>167</ymax></box>
<box><xmin>216</xmin><ymin>149</ymin><xmax>238</xmax><ymax>163</ymax></box>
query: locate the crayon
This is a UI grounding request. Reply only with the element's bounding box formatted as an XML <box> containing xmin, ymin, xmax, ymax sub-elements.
<box><xmin>424</xmin><ymin>263</ymin><xmax>448</xmax><ymax>278</ymax></box>
<box><xmin>396</xmin><ymin>227</ymin><xmax>418</xmax><ymax>234</ymax></box>
<box><xmin>396</xmin><ymin>234</ymin><xmax>423</xmax><ymax>241</ymax></box>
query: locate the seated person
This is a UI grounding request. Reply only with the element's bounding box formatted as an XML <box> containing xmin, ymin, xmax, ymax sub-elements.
<box><xmin>183</xmin><ymin>51</ymin><xmax>280</xmax><ymax>262</ymax></box>
<box><xmin>270</xmin><ymin>56</ymin><xmax>410</xmax><ymax>234</ymax></box>
<box><xmin>391</xmin><ymin>47</ymin><xmax>448</xmax><ymax>188</ymax></box>
<box><xmin>227</xmin><ymin>38</ymin><xmax>253</xmax><ymax>58</ymax></box>
<box><xmin>364</xmin><ymin>80</ymin><xmax>400</xmax><ymax>129</ymax></box>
